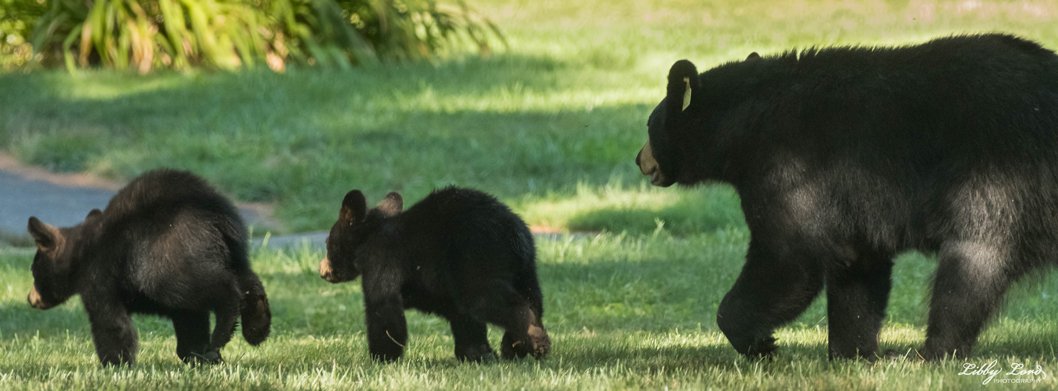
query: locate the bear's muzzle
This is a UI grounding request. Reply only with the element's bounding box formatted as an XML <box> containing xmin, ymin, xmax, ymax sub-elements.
<box><xmin>637</xmin><ymin>141</ymin><xmax>669</xmax><ymax>186</ymax></box>
<box><xmin>319</xmin><ymin>257</ymin><xmax>339</xmax><ymax>283</ymax></box>
<box><xmin>27</xmin><ymin>285</ymin><xmax>55</xmax><ymax>310</ymax></box>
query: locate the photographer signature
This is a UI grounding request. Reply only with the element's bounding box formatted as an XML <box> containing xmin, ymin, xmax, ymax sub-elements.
<box><xmin>958</xmin><ymin>360</ymin><xmax>1049</xmax><ymax>385</ymax></box>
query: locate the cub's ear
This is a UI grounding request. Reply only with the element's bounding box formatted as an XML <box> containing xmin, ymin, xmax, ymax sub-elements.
<box><xmin>85</xmin><ymin>209</ymin><xmax>102</xmax><ymax>221</ymax></box>
<box><xmin>340</xmin><ymin>190</ymin><xmax>368</xmax><ymax>224</ymax></box>
<box><xmin>746</xmin><ymin>52</ymin><xmax>761</xmax><ymax>61</ymax></box>
<box><xmin>376</xmin><ymin>192</ymin><xmax>403</xmax><ymax>217</ymax></box>
<box><xmin>27</xmin><ymin>217</ymin><xmax>62</xmax><ymax>252</ymax></box>
<box><xmin>667</xmin><ymin>59</ymin><xmax>699</xmax><ymax>113</ymax></box>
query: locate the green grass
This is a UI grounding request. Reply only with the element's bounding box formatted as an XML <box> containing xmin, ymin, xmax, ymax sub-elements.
<box><xmin>2</xmin><ymin>238</ymin><xmax>1057</xmax><ymax>390</ymax></box>
<box><xmin>4</xmin><ymin>0</ymin><xmax>1058</xmax><ymax>389</ymax></box>
<box><xmin>3</xmin><ymin>0</ymin><xmax>1056</xmax><ymax>233</ymax></box>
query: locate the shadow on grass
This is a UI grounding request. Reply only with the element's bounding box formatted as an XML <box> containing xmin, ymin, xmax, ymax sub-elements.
<box><xmin>565</xmin><ymin>185</ymin><xmax>747</xmax><ymax>235</ymax></box>
<box><xmin>0</xmin><ymin>301</ymin><xmax>89</xmax><ymax>337</ymax></box>
<box><xmin>0</xmin><ymin>53</ymin><xmax>661</xmax><ymax>231</ymax></box>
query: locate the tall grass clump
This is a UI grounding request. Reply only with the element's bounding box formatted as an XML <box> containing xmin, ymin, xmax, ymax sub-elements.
<box><xmin>21</xmin><ymin>0</ymin><xmax>503</xmax><ymax>73</ymax></box>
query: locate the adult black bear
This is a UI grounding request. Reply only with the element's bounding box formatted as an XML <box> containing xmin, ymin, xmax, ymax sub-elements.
<box><xmin>319</xmin><ymin>187</ymin><xmax>549</xmax><ymax>362</ymax></box>
<box><xmin>26</xmin><ymin>169</ymin><xmax>271</xmax><ymax>366</ymax></box>
<box><xmin>635</xmin><ymin>34</ymin><xmax>1058</xmax><ymax>360</ymax></box>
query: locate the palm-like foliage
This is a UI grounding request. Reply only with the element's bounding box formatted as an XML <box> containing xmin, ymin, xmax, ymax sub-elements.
<box><xmin>17</xmin><ymin>0</ymin><xmax>503</xmax><ymax>72</ymax></box>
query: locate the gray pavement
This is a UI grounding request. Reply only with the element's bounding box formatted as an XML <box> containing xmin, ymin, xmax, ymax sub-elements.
<box><xmin>0</xmin><ymin>170</ymin><xmax>114</xmax><ymax>235</ymax></box>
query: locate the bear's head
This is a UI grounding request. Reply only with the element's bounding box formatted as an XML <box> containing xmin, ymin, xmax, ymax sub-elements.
<box><xmin>26</xmin><ymin>208</ymin><xmax>102</xmax><ymax>310</ymax></box>
<box><xmin>636</xmin><ymin>59</ymin><xmax>701</xmax><ymax>187</ymax></box>
<box><xmin>320</xmin><ymin>190</ymin><xmax>403</xmax><ymax>283</ymax></box>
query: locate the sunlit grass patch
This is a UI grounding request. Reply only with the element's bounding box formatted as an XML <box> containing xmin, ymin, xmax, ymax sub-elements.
<box><xmin>3</xmin><ymin>232</ymin><xmax>1058</xmax><ymax>389</ymax></box>
<box><xmin>518</xmin><ymin>182</ymin><xmax>744</xmax><ymax>235</ymax></box>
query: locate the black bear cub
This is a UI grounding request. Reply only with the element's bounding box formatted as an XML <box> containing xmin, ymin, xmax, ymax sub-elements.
<box><xmin>320</xmin><ymin>187</ymin><xmax>550</xmax><ymax>362</ymax></box>
<box><xmin>26</xmin><ymin>169</ymin><xmax>271</xmax><ymax>366</ymax></box>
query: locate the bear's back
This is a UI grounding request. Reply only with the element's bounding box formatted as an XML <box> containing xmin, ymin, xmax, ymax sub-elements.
<box><xmin>396</xmin><ymin>187</ymin><xmax>534</xmax><ymax>264</ymax></box>
<box><xmin>698</xmin><ymin>34</ymin><xmax>1058</xmax><ymax>178</ymax></box>
<box><xmin>405</xmin><ymin>187</ymin><xmax>527</xmax><ymax>233</ymax></box>
<box><xmin>95</xmin><ymin>169</ymin><xmax>248</xmax><ymax>272</ymax></box>
<box><xmin>104</xmin><ymin>169</ymin><xmax>239</xmax><ymax>220</ymax></box>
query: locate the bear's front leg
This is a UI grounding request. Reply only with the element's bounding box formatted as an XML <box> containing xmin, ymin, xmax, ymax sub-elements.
<box><xmin>84</xmin><ymin>297</ymin><xmax>138</xmax><ymax>366</ymax></box>
<box><xmin>364</xmin><ymin>291</ymin><xmax>408</xmax><ymax>362</ymax></box>
<box><xmin>717</xmin><ymin>241</ymin><xmax>824</xmax><ymax>358</ymax></box>
<box><xmin>825</xmin><ymin>257</ymin><xmax>893</xmax><ymax>360</ymax></box>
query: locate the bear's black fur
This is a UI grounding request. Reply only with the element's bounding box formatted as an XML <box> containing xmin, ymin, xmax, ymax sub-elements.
<box><xmin>320</xmin><ymin>187</ymin><xmax>549</xmax><ymax>362</ymax></box>
<box><xmin>635</xmin><ymin>34</ymin><xmax>1058</xmax><ymax>360</ymax></box>
<box><xmin>26</xmin><ymin>169</ymin><xmax>271</xmax><ymax>366</ymax></box>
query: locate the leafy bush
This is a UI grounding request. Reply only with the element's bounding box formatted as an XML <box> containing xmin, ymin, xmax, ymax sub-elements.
<box><xmin>0</xmin><ymin>0</ymin><xmax>46</xmax><ymax>68</ymax></box>
<box><xmin>11</xmin><ymin>0</ymin><xmax>502</xmax><ymax>72</ymax></box>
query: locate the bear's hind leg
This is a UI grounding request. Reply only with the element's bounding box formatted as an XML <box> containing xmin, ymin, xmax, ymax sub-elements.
<box><xmin>464</xmin><ymin>281</ymin><xmax>549</xmax><ymax>359</ymax></box>
<box><xmin>717</xmin><ymin>244</ymin><xmax>824</xmax><ymax>358</ymax></box>
<box><xmin>500</xmin><ymin>312</ymin><xmax>549</xmax><ymax>360</ymax></box>
<box><xmin>825</xmin><ymin>256</ymin><xmax>893</xmax><ymax>360</ymax></box>
<box><xmin>922</xmin><ymin>241</ymin><xmax>1014</xmax><ymax>360</ymax></box>
<box><xmin>449</xmin><ymin>314</ymin><xmax>495</xmax><ymax>362</ymax></box>
<box><xmin>204</xmin><ymin>282</ymin><xmax>242</xmax><ymax>361</ymax></box>
<box><xmin>172</xmin><ymin>310</ymin><xmax>215</xmax><ymax>364</ymax></box>
<box><xmin>500</xmin><ymin>331</ymin><xmax>527</xmax><ymax>359</ymax></box>
<box><xmin>496</xmin><ymin>305</ymin><xmax>549</xmax><ymax>360</ymax></box>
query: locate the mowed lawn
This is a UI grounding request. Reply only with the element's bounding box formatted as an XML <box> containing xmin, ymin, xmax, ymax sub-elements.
<box><xmin>2</xmin><ymin>0</ymin><xmax>1058</xmax><ymax>389</ymax></box>
<box><xmin>2</xmin><ymin>240</ymin><xmax>1057</xmax><ymax>389</ymax></box>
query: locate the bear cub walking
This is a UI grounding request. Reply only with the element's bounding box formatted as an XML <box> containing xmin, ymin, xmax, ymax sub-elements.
<box><xmin>26</xmin><ymin>169</ymin><xmax>271</xmax><ymax>366</ymax></box>
<box><xmin>320</xmin><ymin>187</ymin><xmax>550</xmax><ymax>362</ymax></box>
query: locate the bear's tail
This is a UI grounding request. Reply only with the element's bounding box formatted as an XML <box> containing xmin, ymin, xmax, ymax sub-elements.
<box><xmin>513</xmin><ymin>225</ymin><xmax>544</xmax><ymax>319</ymax></box>
<box><xmin>521</xmin><ymin>269</ymin><xmax>544</xmax><ymax>319</ymax></box>
<box><xmin>237</xmin><ymin>272</ymin><xmax>271</xmax><ymax>346</ymax></box>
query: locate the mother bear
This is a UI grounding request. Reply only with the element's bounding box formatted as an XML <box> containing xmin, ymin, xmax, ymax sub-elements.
<box><xmin>636</xmin><ymin>34</ymin><xmax>1058</xmax><ymax>360</ymax></box>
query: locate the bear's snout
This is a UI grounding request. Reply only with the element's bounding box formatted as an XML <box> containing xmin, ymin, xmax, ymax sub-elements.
<box><xmin>319</xmin><ymin>257</ymin><xmax>339</xmax><ymax>283</ymax></box>
<box><xmin>27</xmin><ymin>285</ymin><xmax>54</xmax><ymax>310</ymax></box>
<box><xmin>636</xmin><ymin>142</ymin><xmax>669</xmax><ymax>186</ymax></box>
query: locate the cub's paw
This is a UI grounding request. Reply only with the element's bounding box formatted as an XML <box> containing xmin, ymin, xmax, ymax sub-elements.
<box><xmin>186</xmin><ymin>350</ymin><xmax>223</xmax><ymax>365</ymax></box>
<box><xmin>456</xmin><ymin>344</ymin><xmax>497</xmax><ymax>363</ymax></box>
<box><xmin>527</xmin><ymin>324</ymin><xmax>550</xmax><ymax>359</ymax></box>
<box><xmin>743</xmin><ymin>336</ymin><xmax>778</xmax><ymax>359</ymax></box>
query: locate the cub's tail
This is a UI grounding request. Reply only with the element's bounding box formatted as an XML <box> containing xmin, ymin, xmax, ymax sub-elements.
<box><xmin>237</xmin><ymin>272</ymin><xmax>271</xmax><ymax>345</ymax></box>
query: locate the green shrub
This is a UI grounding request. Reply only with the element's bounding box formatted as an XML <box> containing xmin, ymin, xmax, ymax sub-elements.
<box><xmin>17</xmin><ymin>0</ymin><xmax>502</xmax><ymax>72</ymax></box>
<box><xmin>0</xmin><ymin>0</ymin><xmax>46</xmax><ymax>68</ymax></box>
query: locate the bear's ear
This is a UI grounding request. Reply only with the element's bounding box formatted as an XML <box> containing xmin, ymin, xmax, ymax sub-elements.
<box><xmin>667</xmin><ymin>59</ymin><xmax>699</xmax><ymax>113</ymax></box>
<box><xmin>746</xmin><ymin>52</ymin><xmax>761</xmax><ymax>61</ymax></box>
<box><xmin>85</xmin><ymin>209</ymin><xmax>102</xmax><ymax>221</ymax></box>
<box><xmin>27</xmin><ymin>217</ymin><xmax>62</xmax><ymax>252</ymax></box>
<box><xmin>376</xmin><ymin>192</ymin><xmax>403</xmax><ymax>217</ymax></box>
<box><xmin>340</xmin><ymin>190</ymin><xmax>368</xmax><ymax>224</ymax></box>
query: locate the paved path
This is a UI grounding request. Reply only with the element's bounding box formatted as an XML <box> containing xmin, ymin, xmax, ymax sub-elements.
<box><xmin>0</xmin><ymin>170</ymin><xmax>114</xmax><ymax>236</ymax></box>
